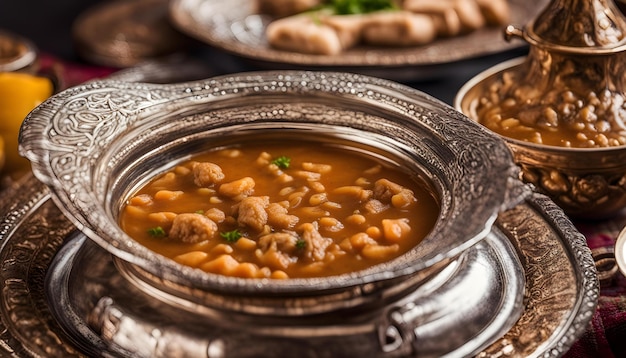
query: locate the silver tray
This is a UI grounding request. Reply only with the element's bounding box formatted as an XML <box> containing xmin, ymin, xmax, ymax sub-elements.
<box><xmin>168</xmin><ymin>0</ymin><xmax>548</xmax><ymax>80</ymax></box>
<box><xmin>0</xmin><ymin>174</ymin><xmax>598</xmax><ymax>357</ymax></box>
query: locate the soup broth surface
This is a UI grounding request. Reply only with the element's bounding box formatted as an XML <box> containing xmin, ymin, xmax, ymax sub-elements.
<box><xmin>120</xmin><ymin>140</ymin><xmax>439</xmax><ymax>279</ymax></box>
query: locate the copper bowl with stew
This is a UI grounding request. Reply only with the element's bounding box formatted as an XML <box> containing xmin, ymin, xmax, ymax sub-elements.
<box><xmin>456</xmin><ymin>0</ymin><xmax>626</xmax><ymax>219</ymax></box>
<box><xmin>18</xmin><ymin>71</ymin><xmax>527</xmax><ymax>355</ymax></box>
<box><xmin>456</xmin><ymin>57</ymin><xmax>626</xmax><ymax>220</ymax></box>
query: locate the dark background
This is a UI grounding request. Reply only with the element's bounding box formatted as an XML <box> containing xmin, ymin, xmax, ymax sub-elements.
<box><xmin>0</xmin><ymin>0</ymin><xmax>528</xmax><ymax>105</ymax></box>
<box><xmin>0</xmin><ymin>0</ymin><xmax>99</xmax><ymax>61</ymax></box>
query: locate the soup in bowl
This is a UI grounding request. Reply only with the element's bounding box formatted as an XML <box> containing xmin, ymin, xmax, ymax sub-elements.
<box><xmin>120</xmin><ymin>136</ymin><xmax>440</xmax><ymax>280</ymax></box>
<box><xmin>19</xmin><ymin>71</ymin><xmax>519</xmax><ymax>314</ymax></box>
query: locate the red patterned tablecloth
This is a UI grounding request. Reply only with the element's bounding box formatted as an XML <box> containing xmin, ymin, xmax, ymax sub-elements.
<box><xmin>565</xmin><ymin>216</ymin><xmax>626</xmax><ymax>358</ymax></box>
<box><xmin>38</xmin><ymin>53</ymin><xmax>116</xmax><ymax>89</ymax></box>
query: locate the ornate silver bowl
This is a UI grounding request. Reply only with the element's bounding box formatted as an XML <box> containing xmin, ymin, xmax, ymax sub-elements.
<box><xmin>19</xmin><ymin>71</ymin><xmax>533</xmax><ymax>355</ymax></box>
<box><xmin>19</xmin><ymin>71</ymin><xmax>521</xmax><ymax>297</ymax></box>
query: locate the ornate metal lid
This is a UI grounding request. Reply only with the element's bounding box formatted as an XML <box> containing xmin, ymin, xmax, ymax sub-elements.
<box><xmin>509</xmin><ymin>0</ymin><xmax>626</xmax><ymax>53</ymax></box>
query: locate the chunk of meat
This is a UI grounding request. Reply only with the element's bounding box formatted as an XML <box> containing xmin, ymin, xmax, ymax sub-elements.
<box><xmin>300</xmin><ymin>222</ymin><xmax>333</xmax><ymax>261</ymax></box>
<box><xmin>237</xmin><ymin>196</ymin><xmax>270</xmax><ymax>232</ymax></box>
<box><xmin>373</xmin><ymin>178</ymin><xmax>416</xmax><ymax>208</ymax></box>
<box><xmin>363</xmin><ymin>199</ymin><xmax>389</xmax><ymax>214</ymax></box>
<box><xmin>258</xmin><ymin>231</ymin><xmax>299</xmax><ymax>253</ymax></box>
<box><xmin>267</xmin><ymin>202</ymin><xmax>299</xmax><ymax>229</ymax></box>
<box><xmin>374</xmin><ymin>179</ymin><xmax>405</xmax><ymax>201</ymax></box>
<box><xmin>193</xmin><ymin>162</ymin><xmax>225</xmax><ymax>187</ymax></box>
<box><xmin>257</xmin><ymin>232</ymin><xmax>300</xmax><ymax>269</ymax></box>
<box><xmin>169</xmin><ymin>213</ymin><xmax>218</xmax><ymax>243</ymax></box>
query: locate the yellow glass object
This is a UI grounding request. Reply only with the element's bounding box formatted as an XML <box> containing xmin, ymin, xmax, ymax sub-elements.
<box><xmin>0</xmin><ymin>72</ymin><xmax>53</xmax><ymax>176</ymax></box>
<box><xmin>0</xmin><ymin>136</ymin><xmax>5</xmax><ymax>170</ymax></box>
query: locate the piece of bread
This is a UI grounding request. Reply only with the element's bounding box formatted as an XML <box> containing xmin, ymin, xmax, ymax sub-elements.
<box><xmin>266</xmin><ymin>14</ymin><xmax>344</xmax><ymax>55</ymax></box>
<box><xmin>361</xmin><ymin>11</ymin><xmax>437</xmax><ymax>46</ymax></box>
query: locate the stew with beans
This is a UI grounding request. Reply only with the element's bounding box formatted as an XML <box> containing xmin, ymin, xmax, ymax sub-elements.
<box><xmin>120</xmin><ymin>141</ymin><xmax>439</xmax><ymax>279</ymax></box>
<box><xmin>475</xmin><ymin>71</ymin><xmax>626</xmax><ymax>148</ymax></box>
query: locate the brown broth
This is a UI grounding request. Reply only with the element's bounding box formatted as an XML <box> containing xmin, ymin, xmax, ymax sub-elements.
<box><xmin>120</xmin><ymin>141</ymin><xmax>440</xmax><ymax>279</ymax></box>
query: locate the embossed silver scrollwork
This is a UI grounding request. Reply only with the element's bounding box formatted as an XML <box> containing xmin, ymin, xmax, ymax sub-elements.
<box><xmin>520</xmin><ymin>164</ymin><xmax>626</xmax><ymax>216</ymax></box>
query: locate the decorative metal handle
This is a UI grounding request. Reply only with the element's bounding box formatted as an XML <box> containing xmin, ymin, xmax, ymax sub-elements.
<box><xmin>504</xmin><ymin>25</ymin><xmax>524</xmax><ymax>42</ymax></box>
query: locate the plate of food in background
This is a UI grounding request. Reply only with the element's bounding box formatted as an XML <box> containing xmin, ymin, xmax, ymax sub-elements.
<box><xmin>169</xmin><ymin>0</ymin><xmax>548</xmax><ymax>80</ymax></box>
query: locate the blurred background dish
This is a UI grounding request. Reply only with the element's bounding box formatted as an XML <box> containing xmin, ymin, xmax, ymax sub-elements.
<box><xmin>72</xmin><ymin>0</ymin><xmax>195</xmax><ymax>68</ymax></box>
<box><xmin>0</xmin><ymin>30</ymin><xmax>38</xmax><ymax>73</ymax></box>
<box><xmin>168</xmin><ymin>0</ymin><xmax>549</xmax><ymax>81</ymax></box>
<box><xmin>456</xmin><ymin>57</ymin><xmax>626</xmax><ymax>220</ymax></box>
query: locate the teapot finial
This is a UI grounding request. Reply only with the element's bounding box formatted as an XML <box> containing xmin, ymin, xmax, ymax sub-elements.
<box><xmin>529</xmin><ymin>0</ymin><xmax>626</xmax><ymax>49</ymax></box>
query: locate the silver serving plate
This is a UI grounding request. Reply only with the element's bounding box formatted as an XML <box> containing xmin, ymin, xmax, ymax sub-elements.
<box><xmin>0</xmin><ymin>174</ymin><xmax>598</xmax><ymax>357</ymax></box>
<box><xmin>14</xmin><ymin>70</ymin><xmax>598</xmax><ymax>356</ymax></box>
<box><xmin>168</xmin><ymin>0</ymin><xmax>549</xmax><ymax>80</ymax></box>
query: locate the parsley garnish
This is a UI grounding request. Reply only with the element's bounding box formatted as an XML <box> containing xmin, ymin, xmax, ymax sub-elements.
<box><xmin>296</xmin><ymin>239</ymin><xmax>306</xmax><ymax>249</ymax></box>
<box><xmin>220</xmin><ymin>229</ymin><xmax>242</xmax><ymax>243</ymax></box>
<box><xmin>147</xmin><ymin>226</ymin><xmax>166</xmax><ymax>238</ymax></box>
<box><xmin>272</xmin><ymin>156</ymin><xmax>291</xmax><ymax>169</ymax></box>
<box><xmin>330</xmin><ymin>0</ymin><xmax>397</xmax><ymax>15</ymax></box>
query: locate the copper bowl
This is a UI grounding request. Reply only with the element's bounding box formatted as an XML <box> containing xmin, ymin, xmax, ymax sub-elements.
<box><xmin>456</xmin><ymin>57</ymin><xmax>626</xmax><ymax>219</ymax></box>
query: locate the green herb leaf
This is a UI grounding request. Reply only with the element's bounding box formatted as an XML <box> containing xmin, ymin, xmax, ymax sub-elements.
<box><xmin>220</xmin><ymin>229</ymin><xmax>242</xmax><ymax>243</ymax></box>
<box><xmin>330</xmin><ymin>0</ymin><xmax>397</xmax><ymax>15</ymax></box>
<box><xmin>147</xmin><ymin>226</ymin><xmax>166</xmax><ymax>238</ymax></box>
<box><xmin>296</xmin><ymin>239</ymin><xmax>306</xmax><ymax>249</ymax></box>
<box><xmin>272</xmin><ymin>156</ymin><xmax>291</xmax><ymax>169</ymax></box>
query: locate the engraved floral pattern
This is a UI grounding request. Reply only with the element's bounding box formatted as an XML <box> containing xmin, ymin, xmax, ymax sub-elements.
<box><xmin>0</xmin><ymin>176</ymin><xmax>83</xmax><ymax>357</ymax></box>
<box><xmin>477</xmin><ymin>195</ymin><xmax>598</xmax><ymax>358</ymax></box>
<box><xmin>519</xmin><ymin>164</ymin><xmax>626</xmax><ymax>218</ymax></box>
